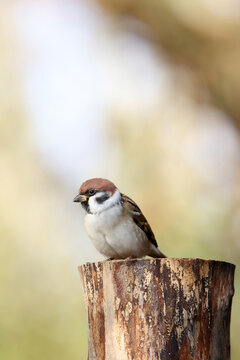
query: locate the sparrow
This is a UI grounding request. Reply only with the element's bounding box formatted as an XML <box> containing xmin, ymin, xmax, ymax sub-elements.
<box><xmin>73</xmin><ymin>178</ymin><xmax>166</xmax><ymax>259</ymax></box>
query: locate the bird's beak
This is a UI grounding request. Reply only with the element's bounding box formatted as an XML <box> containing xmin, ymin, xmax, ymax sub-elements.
<box><xmin>73</xmin><ymin>194</ymin><xmax>88</xmax><ymax>203</ymax></box>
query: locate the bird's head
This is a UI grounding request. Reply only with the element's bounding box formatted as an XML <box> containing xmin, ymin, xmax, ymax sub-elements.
<box><xmin>73</xmin><ymin>178</ymin><xmax>121</xmax><ymax>214</ymax></box>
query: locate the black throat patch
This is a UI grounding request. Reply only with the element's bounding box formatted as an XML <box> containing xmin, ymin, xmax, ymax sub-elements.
<box><xmin>81</xmin><ymin>200</ymin><xmax>91</xmax><ymax>214</ymax></box>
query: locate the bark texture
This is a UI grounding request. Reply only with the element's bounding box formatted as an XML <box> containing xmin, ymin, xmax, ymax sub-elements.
<box><xmin>78</xmin><ymin>258</ymin><xmax>235</xmax><ymax>360</ymax></box>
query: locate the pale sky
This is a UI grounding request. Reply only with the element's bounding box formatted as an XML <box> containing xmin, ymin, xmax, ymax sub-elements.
<box><xmin>13</xmin><ymin>0</ymin><xmax>240</xmax><ymax>194</ymax></box>
<box><xmin>14</xmin><ymin>0</ymin><xmax>169</xmax><ymax>187</ymax></box>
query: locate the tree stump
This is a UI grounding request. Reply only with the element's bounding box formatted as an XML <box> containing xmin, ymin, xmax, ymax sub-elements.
<box><xmin>78</xmin><ymin>258</ymin><xmax>235</xmax><ymax>360</ymax></box>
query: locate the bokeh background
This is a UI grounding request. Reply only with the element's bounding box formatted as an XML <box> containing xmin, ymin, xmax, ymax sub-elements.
<box><xmin>1</xmin><ymin>0</ymin><xmax>240</xmax><ymax>359</ymax></box>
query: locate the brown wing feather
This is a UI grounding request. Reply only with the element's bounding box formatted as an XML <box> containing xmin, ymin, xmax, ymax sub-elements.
<box><xmin>121</xmin><ymin>193</ymin><xmax>158</xmax><ymax>248</ymax></box>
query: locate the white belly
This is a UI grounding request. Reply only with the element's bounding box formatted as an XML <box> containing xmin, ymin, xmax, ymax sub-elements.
<box><xmin>84</xmin><ymin>205</ymin><xmax>152</xmax><ymax>258</ymax></box>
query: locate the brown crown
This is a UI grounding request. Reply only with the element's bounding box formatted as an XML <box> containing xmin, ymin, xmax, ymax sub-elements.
<box><xmin>79</xmin><ymin>178</ymin><xmax>117</xmax><ymax>194</ymax></box>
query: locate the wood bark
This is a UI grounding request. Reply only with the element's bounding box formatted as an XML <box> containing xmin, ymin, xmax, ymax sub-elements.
<box><xmin>78</xmin><ymin>258</ymin><xmax>235</xmax><ymax>360</ymax></box>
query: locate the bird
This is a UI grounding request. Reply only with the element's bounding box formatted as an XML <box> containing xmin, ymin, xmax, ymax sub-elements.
<box><xmin>73</xmin><ymin>178</ymin><xmax>166</xmax><ymax>259</ymax></box>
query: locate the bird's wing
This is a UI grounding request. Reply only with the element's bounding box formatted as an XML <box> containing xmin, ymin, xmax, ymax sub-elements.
<box><xmin>121</xmin><ymin>193</ymin><xmax>158</xmax><ymax>248</ymax></box>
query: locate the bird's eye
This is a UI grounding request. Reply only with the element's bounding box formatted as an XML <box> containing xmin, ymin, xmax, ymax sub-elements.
<box><xmin>89</xmin><ymin>189</ymin><xmax>96</xmax><ymax>196</ymax></box>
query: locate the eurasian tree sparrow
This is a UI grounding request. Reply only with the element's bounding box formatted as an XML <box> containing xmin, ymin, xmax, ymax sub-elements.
<box><xmin>73</xmin><ymin>178</ymin><xmax>166</xmax><ymax>259</ymax></box>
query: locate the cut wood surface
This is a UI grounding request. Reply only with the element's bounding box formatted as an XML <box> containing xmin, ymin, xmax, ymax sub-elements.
<box><xmin>79</xmin><ymin>258</ymin><xmax>235</xmax><ymax>360</ymax></box>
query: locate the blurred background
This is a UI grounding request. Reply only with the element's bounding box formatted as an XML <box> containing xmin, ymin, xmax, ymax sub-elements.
<box><xmin>0</xmin><ymin>0</ymin><xmax>240</xmax><ymax>359</ymax></box>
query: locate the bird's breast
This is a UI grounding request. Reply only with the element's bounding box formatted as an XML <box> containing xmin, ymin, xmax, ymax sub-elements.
<box><xmin>84</xmin><ymin>204</ymin><xmax>123</xmax><ymax>235</ymax></box>
<box><xmin>84</xmin><ymin>205</ymin><xmax>153</xmax><ymax>258</ymax></box>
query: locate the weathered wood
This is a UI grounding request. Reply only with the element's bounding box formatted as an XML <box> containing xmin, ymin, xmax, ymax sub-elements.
<box><xmin>78</xmin><ymin>258</ymin><xmax>235</xmax><ymax>360</ymax></box>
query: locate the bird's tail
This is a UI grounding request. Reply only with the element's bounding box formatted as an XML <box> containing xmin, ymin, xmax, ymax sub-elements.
<box><xmin>149</xmin><ymin>245</ymin><xmax>167</xmax><ymax>258</ymax></box>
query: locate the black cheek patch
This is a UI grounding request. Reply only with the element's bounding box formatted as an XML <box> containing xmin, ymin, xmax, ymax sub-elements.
<box><xmin>81</xmin><ymin>201</ymin><xmax>90</xmax><ymax>213</ymax></box>
<box><xmin>96</xmin><ymin>194</ymin><xmax>110</xmax><ymax>204</ymax></box>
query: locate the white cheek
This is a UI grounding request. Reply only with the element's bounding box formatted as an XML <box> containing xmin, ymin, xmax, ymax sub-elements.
<box><xmin>88</xmin><ymin>196</ymin><xmax>98</xmax><ymax>213</ymax></box>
